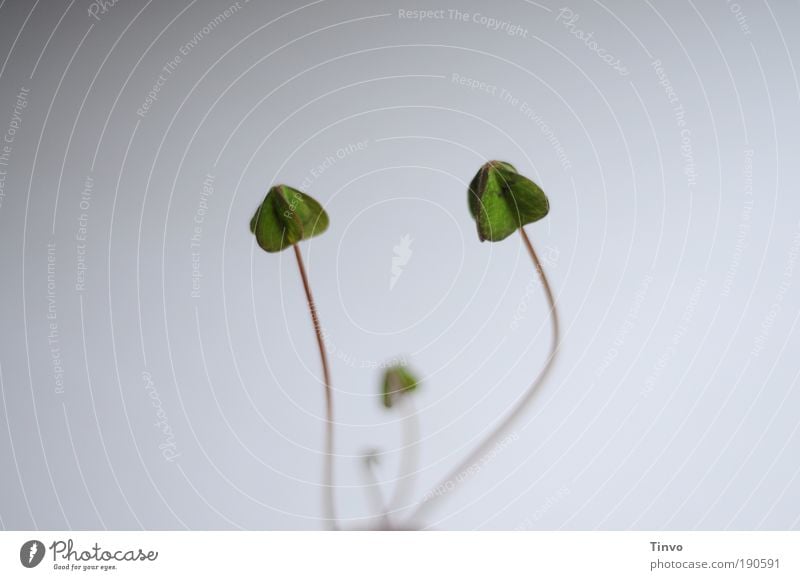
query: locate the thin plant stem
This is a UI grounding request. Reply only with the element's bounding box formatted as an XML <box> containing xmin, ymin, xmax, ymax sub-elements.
<box><xmin>408</xmin><ymin>226</ymin><xmax>559</xmax><ymax>523</ymax></box>
<box><xmin>293</xmin><ymin>243</ymin><xmax>338</xmax><ymax>530</ymax></box>
<box><xmin>360</xmin><ymin>400</ymin><xmax>419</xmax><ymax>530</ymax></box>
<box><xmin>361</xmin><ymin>452</ymin><xmax>391</xmax><ymax>530</ymax></box>
<box><xmin>390</xmin><ymin>396</ymin><xmax>419</xmax><ymax>514</ymax></box>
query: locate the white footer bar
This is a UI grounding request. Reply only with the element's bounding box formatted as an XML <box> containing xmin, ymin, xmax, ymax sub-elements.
<box><xmin>1</xmin><ymin>531</ymin><xmax>797</xmax><ymax>579</ymax></box>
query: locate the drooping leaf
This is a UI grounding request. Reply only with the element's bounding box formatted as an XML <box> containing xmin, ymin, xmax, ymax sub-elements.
<box><xmin>250</xmin><ymin>185</ymin><xmax>329</xmax><ymax>252</ymax></box>
<box><xmin>381</xmin><ymin>364</ymin><xmax>420</xmax><ymax>409</ymax></box>
<box><xmin>467</xmin><ymin>161</ymin><xmax>549</xmax><ymax>242</ymax></box>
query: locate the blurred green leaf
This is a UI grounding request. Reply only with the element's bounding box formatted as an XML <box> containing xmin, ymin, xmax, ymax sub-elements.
<box><xmin>382</xmin><ymin>364</ymin><xmax>420</xmax><ymax>409</ymax></box>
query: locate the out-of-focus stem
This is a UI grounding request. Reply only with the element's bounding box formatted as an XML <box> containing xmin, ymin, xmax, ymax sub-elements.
<box><xmin>390</xmin><ymin>396</ymin><xmax>419</xmax><ymax>514</ymax></box>
<box><xmin>293</xmin><ymin>243</ymin><xmax>338</xmax><ymax>530</ymax></box>
<box><xmin>362</xmin><ymin>452</ymin><xmax>391</xmax><ymax>530</ymax></box>
<box><xmin>408</xmin><ymin>226</ymin><xmax>559</xmax><ymax>523</ymax></box>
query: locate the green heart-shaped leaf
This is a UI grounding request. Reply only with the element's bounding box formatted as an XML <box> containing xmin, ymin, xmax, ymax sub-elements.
<box><xmin>250</xmin><ymin>185</ymin><xmax>330</xmax><ymax>252</ymax></box>
<box><xmin>467</xmin><ymin>161</ymin><xmax>549</xmax><ymax>242</ymax></box>
<box><xmin>382</xmin><ymin>364</ymin><xmax>420</xmax><ymax>409</ymax></box>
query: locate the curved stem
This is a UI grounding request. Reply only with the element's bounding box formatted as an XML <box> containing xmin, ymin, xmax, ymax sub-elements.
<box><xmin>408</xmin><ymin>227</ymin><xmax>559</xmax><ymax>523</ymax></box>
<box><xmin>293</xmin><ymin>244</ymin><xmax>338</xmax><ymax>530</ymax></box>
<box><xmin>361</xmin><ymin>452</ymin><xmax>391</xmax><ymax>530</ymax></box>
<box><xmin>390</xmin><ymin>396</ymin><xmax>419</xmax><ymax>514</ymax></box>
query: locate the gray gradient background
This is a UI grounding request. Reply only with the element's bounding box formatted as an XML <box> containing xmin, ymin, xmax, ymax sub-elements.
<box><xmin>0</xmin><ymin>0</ymin><xmax>799</xmax><ymax>531</ymax></box>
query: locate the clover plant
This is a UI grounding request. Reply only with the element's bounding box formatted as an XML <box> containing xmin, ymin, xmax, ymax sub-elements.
<box><xmin>251</xmin><ymin>163</ymin><xmax>559</xmax><ymax>530</ymax></box>
<box><xmin>410</xmin><ymin>161</ymin><xmax>559</xmax><ymax>521</ymax></box>
<box><xmin>250</xmin><ymin>184</ymin><xmax>337</xmax><ymax>530</ymax></box>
